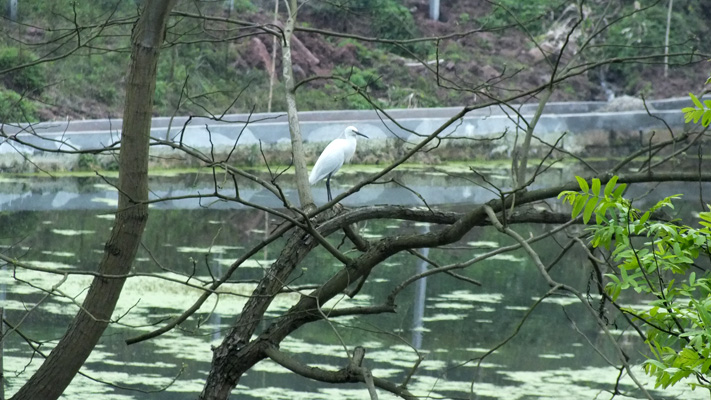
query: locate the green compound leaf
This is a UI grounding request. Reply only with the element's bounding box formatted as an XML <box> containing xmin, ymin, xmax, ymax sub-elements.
<box><xmin>604</xmin><ymin>175</ymin><xmax>618</xmax><ymax>197</ymax></box>
<box><xmin>575</xmin><ymin>176</ymin><xmax>589</xmax><ymax>193</ymax></box>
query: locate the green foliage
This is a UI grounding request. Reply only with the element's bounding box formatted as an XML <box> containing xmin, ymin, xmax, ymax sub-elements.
<box><xmin>0</xmin><ymin>89</ymin><xmax>38</xmax><ymax>122</ymax></box>
<box><xmin>310</xmin><ymin>0</ymin><xmax>427</xmax><ymax>57</ymax></box>
<box><xmin>682</xmin><ymin>92</ymin><xmax>711</xmax><ymax>127</ymax></box>
<box><xmin>560</xmin><ymin>175</ymin><xmax>711</xmax><ymax>390</ymax></box>
<box><xmin>477</xmin><ymin>1</ymin><xmax>707</xmax><ymax>93</ymax></box>
<box><xmin>19</xmin><ymin>0</ymin><xmax>137</xmax><ymax>25</ymax></box>
<box><xmin>77</xmin><ymin>154</ymin><xmax>98</xmax><ymax>171</ymax></box>
<box><xmin>2</xmin><ymin>0</ymin><xmax>705</xmax><ymax>119</ymax></box>
<box><xmin>336</xmin><ymin>38</ymin><xmax>387</xmax><ymax>66</ymax></box>
<box><xmin>441</xmin><ymin>42</ymin><xmax>471</xmax><ymax>64</ymax></box>
<box><xmin>598</xmin><ymin>1</ymin><xmax>705</xmax><ymax>89</ymax></box>
<box><xmin>153</xmin><ymin>43</ymin><xmax>272</xmax><ymax>115</ymax></box>
<box><xmin>326</xmin><ymin>66</ymin><xmax>386</xmax><ymax>109</ymax></box>
<box><xmin>70</xmin><ymin>53</ymin><xmax>125</xmax><ymax>107</ymax></box>
<box><xmin>558</xmin><ymin>175</ymin><xmax>628</xmax><ymax>226</ymax></box>
<box><xmin>334</xmin><ymin>66</ymin><xmax>384</xmax><ymax>90</ymax></box>
<box><xmin>477</xmin><ymin>0</ymin><xmax>563</xmax><ymax>34</ymax></box>
<box><xmin>0</xmin><ymin>47</ymin><xmax>46</xmax><ymax>93</ymax></box>
<box><xmin>0</xmin><ymin>2</ymin><xmax>135</xmax><ymax>118</ymax></box>
<box><xmin>229</xmin><ymin>0</ymin><xmax>257</xmax><ymax>13</ymax></box>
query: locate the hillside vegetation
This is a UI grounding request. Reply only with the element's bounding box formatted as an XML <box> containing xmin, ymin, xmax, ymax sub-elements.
<box><xmin>0</xmin><ymin>0</ymin><xmax>708</xmax><ymax>122</ymax></box>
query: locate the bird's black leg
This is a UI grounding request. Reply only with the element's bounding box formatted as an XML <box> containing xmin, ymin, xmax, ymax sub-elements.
<box><xmin>326</xmin><ymin>174</ymin><xmax>332</xmax><ymax>202</ymax></box>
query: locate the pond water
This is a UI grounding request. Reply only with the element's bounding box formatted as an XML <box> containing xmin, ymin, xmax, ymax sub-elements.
<box><xmin>1</xmin><ymin>169</ymin><xmax>709</xmax><ymax>399</ymax></box>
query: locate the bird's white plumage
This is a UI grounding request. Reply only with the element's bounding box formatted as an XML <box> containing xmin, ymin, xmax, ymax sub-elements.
<box><xmin>309</xmin><ymin>126</ymin><xmax>361</xmax><ymax>184</ymax></box>
<box><xmin>309</xmin><ymin>126</ymin><xmax>366</xmax><ymax>201</ymax></box>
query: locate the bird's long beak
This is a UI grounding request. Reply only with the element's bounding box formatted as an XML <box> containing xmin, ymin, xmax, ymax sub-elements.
<box><xmin>356</xmin><ymin>132</ymin><xmax>369</xmax><ymax>139</ymax></box>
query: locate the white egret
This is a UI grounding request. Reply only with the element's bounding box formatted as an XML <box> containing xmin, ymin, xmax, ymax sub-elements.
<box><xmin>309</xmin><ymin>125</ymin><xmax>368</xmax><ymax>202</ymax></box>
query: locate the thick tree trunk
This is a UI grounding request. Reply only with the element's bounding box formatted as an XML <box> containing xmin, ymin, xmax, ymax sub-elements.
<box><xmin>9</xmin><ymin>2</ymin><xmax>176</xmax><ymax>399</ymax></box>
<box><xmin>198</xmin><ymin>12</ymin><xmax>320</xmax><ymax>395</ymax></box>
<box><xmin>199</xmin><ymin>226</ymin><xmax>320</xmax><ymax>399</ymax></box>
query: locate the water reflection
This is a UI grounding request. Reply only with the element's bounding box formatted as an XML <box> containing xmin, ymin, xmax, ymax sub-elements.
<box><xmin>1</xmin><ymin>173</ymin><xmax>710</xmax><ymax>399</ymax></box>
<box><xmin>0</xmin><ymin>171</ymin><xmax>501</xmax><ymax>212</ymax></box>
<box><xmin>411</xmin><ymin>224</ymin><xmax>429</xmax><ymax>350</ymax></box>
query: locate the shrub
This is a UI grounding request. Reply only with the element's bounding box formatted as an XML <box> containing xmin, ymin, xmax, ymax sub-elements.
<box><xmin>0</xmin><ymin>89</ymin><xmax>38</xmax><ymax>122</ymax></box>
<box><xmin>0</xmin><ymin>47</ymin><xmax>46</xmax><ymax>94</ymax></box>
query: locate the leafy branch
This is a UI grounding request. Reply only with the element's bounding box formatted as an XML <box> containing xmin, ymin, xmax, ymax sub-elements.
<box><xmin>561</xmin><ymin>174</ymin><xmax>711</xmax><ymax>391</ymax></box>
<box><xmin>682</xmin><ymin>92</ymin><xmax>711</xmax><ymax>127</ymax></box>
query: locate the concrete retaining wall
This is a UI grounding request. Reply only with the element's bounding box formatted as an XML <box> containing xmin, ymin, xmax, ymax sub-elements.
<box><xmin>0</xmin><ymin>96</ymin><xmax>699</xmax><ymax>171</ymax></box>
